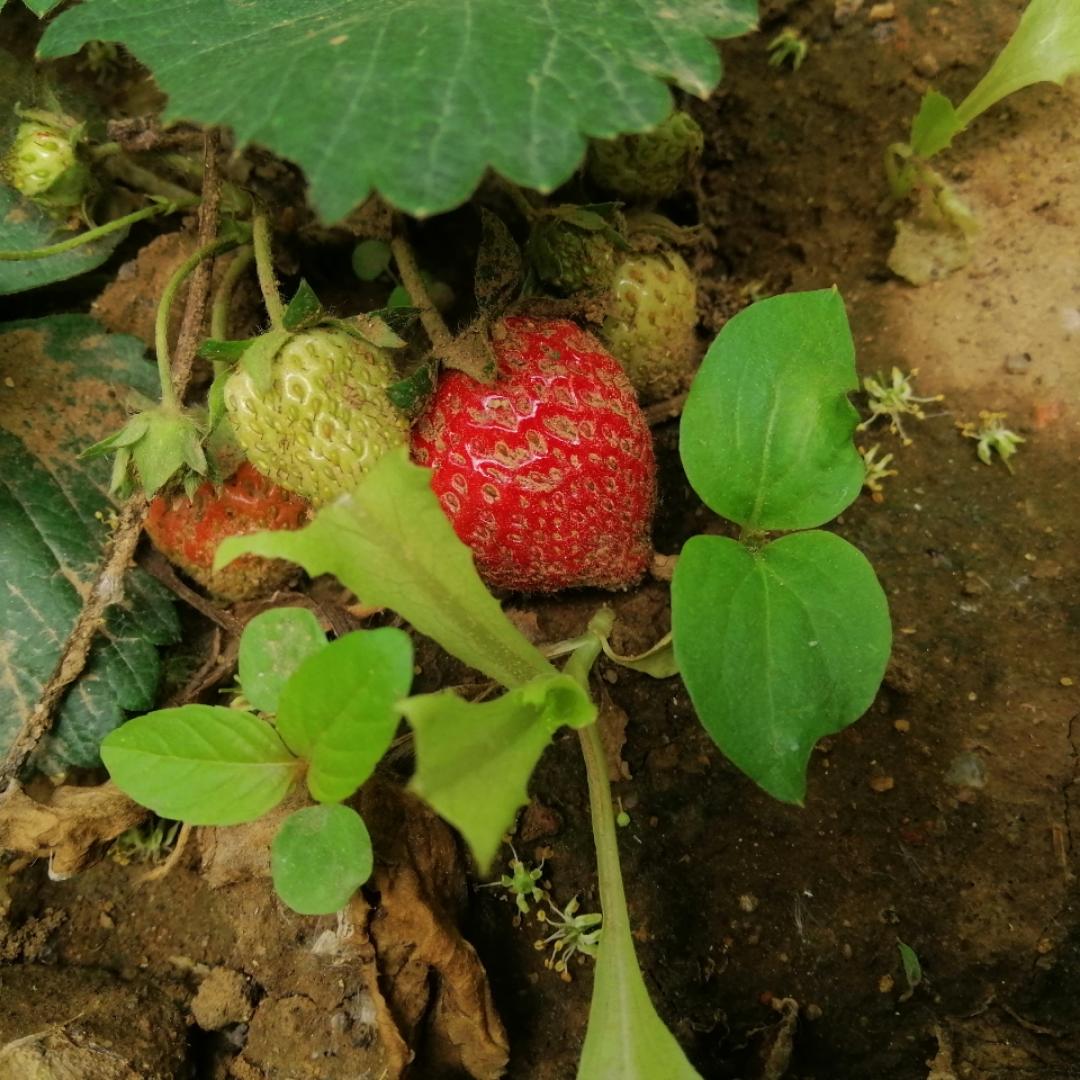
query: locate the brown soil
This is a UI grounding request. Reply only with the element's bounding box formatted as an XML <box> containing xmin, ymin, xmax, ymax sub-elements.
<box><xmin>3</xmin><ymin>1</ymin><xmax>1080</xmax><ymax>1078</ymax></box>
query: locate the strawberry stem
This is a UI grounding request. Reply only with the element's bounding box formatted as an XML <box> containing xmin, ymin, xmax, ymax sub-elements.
<box><xmin>252</xmin><ymin>213</ymin><xmax>286</xmax><ymax>331</ymax></box>
<box><xmin>0</xmin><ymin>199</ymin><xmax>190</xmax><ymax>261</ymax></box>
<box><xmin>155</xmin><ymin>232</ymin><xmax>244</xmax><ymax>408</ymax></box>
<box><xmin>390</xmin><ymin>227</ymin><xmax>455</xmax><ymax>354</ymax></box>
<box><xmin>211</xmin><ymin>244</ymin><xmax>254</xmax><ymax>341</ymax></box>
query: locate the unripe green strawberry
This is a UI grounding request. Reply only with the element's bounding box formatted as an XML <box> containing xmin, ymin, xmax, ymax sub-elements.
<box><xmin>600</xmin><ymin>250</ymin><xmax>698</xmax><ymax>404</ymax></box>
<box><xmin>528</xmin><ymin>214</ymin><xmax>616</xmax><ymax>295</ymax></box>
<box><xmin>587</xmin><ymin>110</ymin><xmax>704</xmax><ymax>201</ymax></box>
<box><xmin>4</xmin><ymin>120</ymin><xmax>91</xmax><ymax>212</ymax></box>
<box><xmin>224</xmin><ymin>328</ymin><xmax>409</xmax><ymax>506</ymax></box>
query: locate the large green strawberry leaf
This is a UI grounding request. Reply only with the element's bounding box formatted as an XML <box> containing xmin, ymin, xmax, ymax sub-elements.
<box><xmin>0</xmin><ymin>184</ymin><xmax>128</xmax><ymax>297</ymax></box>
<box><xmin>38</xmin><ymin>0</ymin><xmax>759</xmax><ymax>220</ymax></box>
<box><xmin>0</xmin><ymin>316</ymin><xmax>180</xmax><ymax>773</ymax></box>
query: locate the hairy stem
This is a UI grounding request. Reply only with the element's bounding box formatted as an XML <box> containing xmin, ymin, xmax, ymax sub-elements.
<box><xmin>390</xmin><ymin>227</ymin><xmax>455</xmax><ymax>354</ymax></box>
<box><xmin>170</xmin><ymin>129</ymin><xmax>224</xmax><ymax>396</ymax></box>
<box><xmin>252</xmin><ymin>213</ymin><xmax>286</xmax><ymax>331</ymax></box>
<box><xmin>102</xmin><ymin>154</ymin><xmax>201</xmax><ymax>205</ymax></box>
<box><xmin>211</xmin><ymin>244</ymin><xmax>254</xmax><ymax>342</ymax></box>
<box><xmin>155</xmin><ymin>232</ymin><xmax>242</xmax><ymax>408</ymax></box>
<box><xmin>0</xmin><ymin>200</ymin><xmax>188</xmax><ymax>261</ymax></box>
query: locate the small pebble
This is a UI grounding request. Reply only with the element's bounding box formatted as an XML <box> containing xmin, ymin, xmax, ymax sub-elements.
<box><xmin>833</xmin><ymin>0</ymin><xmax>864</xmax><ymax>24</ymax></box>
<box><xmin>870</xmin><ymin>775</ymin><xmax>895</xmax><ymax>793</ymax></box>
<box><xmin>945</xmin><ymin>752</ymin><xmax>987</xmax><ymax>789</ymax></box>
<box><xmin>1062</xmin><ymin>677</ymin><xmax>1075</xmax><ymax>687</ymax></box>
<box><xmin>738</xmin><ymin>893</ymin><xmax>759</xmax><ymax>913</ymax></box>
<box><xmin>913</xmin><ymin>52</ymin><xmax>940</xmax><ymax>78</ymax></box>
<box><xmin>869</xmin><ymin>2</ymin><xmax>896</xmax><ymax>20</ymax></box>
<box><xmin>894</xmin><ymin>719</ymin><xmax>911</xmax><ymax>733</ymax></box>
<box><xmin>805</xmin><ymin>1003</ymin><xmax>824</xmax><ymax>1020</ymax></box>
<box><xmin>1005</xmin><ymin>352</ymin><xmax>1032</xmax><ymax>374</ymax></box>
<box><xmin>879</xmin><ymin>974</ymin><xmax>895</xmax><ymax>993</ymax></box>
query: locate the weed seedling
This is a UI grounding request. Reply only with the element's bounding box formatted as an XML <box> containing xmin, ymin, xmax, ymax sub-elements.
<box><xmin>482</xmin><ymin>846</ymin><xmax>547</xmax><ymax>915</ymax></box>
<box><xmin>535</xmin><ymin>895</ymin><xmax>603</xmax><ymax>981</ymax></box>
<box><xmin>860</xmin><ymin>444</ymin><xmax>898</xmax><ymax>501</ymax></box>
<box><xmin>959</xmin><ymin>411</ymin><xmax>1025</xmax><ymax>472</ymax></box>
<box><xmin>858</xmin><ymin>367</ymin><xmax>944</xmax><ymax>445</ymax></box>
<box><xmin>768</xmin><ymin>28</ymin><xmax>809</xmax><ymax>71</ymax></box>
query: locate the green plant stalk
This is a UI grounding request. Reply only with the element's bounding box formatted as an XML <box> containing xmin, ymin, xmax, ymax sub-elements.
<box><xmin>0</xmin><ymin>200</ymin><xmax>186</xmax><ymax>261</ymax></box>
<box><xmin>155</xmin><ymin>233</ymin><xmax>243</xmax><ymax>408</ymax></box>
<box><xmin>564</xmin><ymin>632</ymin><xmax>636</xmax><ymax>996</ymax></box>
<box><xmin>210</xmin><ymin>244</ymin><xmax>254</xmax><ymax>377</ymax></box>
<box><xmin>102</xmin><ymin>153</ymin><xmax>201</xmax><ymax>205</ymax></box>
<box><xmin>252</xmin><ymin>213</ymin><xmax>285</xmax><ymax>331</ymax></box>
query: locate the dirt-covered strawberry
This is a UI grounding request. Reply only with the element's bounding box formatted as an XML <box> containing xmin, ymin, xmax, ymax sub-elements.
<box><xmin>3</xmin><ymin>116</ymin><xmax>91</xmax><ymax>212</ymax></box>
<box><xmin>411</xmin><ymin>316</ymin><xmax>656</xmax><ymax>593</ymax></box>
<box><xmin>600</xmin><ymin>249</ymin><xmax>699</xmax><ymax>403</ymax></box>
<box><xmin>526</xmin><ymin>205</ymin><xmax>625</xmax><ymax>295</ymax></box>
<box><xmin>224</xmin><ymin>326</ymin><xmax>409</xmax><ymax>506</ymax></box>
<box><xmin>145</xmin><ymin>461</ymin><xmax>309</xmax><ymax>601</ymax></box>
<box><xmin>587</xmin><ymin>110</ymin><xmax>704</xmax><ymax>201</ymax></box>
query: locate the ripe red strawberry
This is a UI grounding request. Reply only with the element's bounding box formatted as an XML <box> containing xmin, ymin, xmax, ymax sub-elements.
<box><xmin>145</xmin><ymin>462</ymin><xmax>309</xmax><ymax>601</ymax></box>
<box><xmin>411</xmin><ymin>317</ymin><xmax>656</xmax><ymax>593</ymax></box>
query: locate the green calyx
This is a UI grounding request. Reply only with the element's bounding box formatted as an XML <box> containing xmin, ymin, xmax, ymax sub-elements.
<box><xmin>526</xmin><ymin>205</ymin><xmax>626</xmax><ymax>295</ymax></box>
<box><xmin>4</xmin><ymin>115</ymin><xmax>93</xmax><ymax>213</ymax></box>
<box><xmin>587</xmin><ymin>109</ymin><xmax>704</xmax><ymax>201</ymax></box>
<box><xmin>83</xmin><ymin>401</ymin><xmax>208</xmax><ymax>498</ymax></box>
<box><xmin>223</xmin><ymin>317</ymin><xmax>410</xmax><ymax>507</ymax></box>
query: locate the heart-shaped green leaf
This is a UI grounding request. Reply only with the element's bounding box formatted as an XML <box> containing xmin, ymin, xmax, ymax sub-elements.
<box><xmin>672</xmin><ymin>530</ymin><xmax>890</xmax><ymax>804</ymax></box>
<box><xmin>680</xmin><ymin>290</ymin><xmax>863</xmax><ymax>532</ymax></box>
<box><xmin>271</xmin><ymin>803</ymin><xmax>374</xmax><ymax>915</ymax></box>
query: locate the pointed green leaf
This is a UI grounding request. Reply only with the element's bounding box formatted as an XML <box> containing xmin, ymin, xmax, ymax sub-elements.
<box><xmin>198</xmin><ymin>337</ymin><xmax>257</xmax><ymax>363</ymax></box>
<box><xmin>401</xmin><ymin>674</ymin><xmax>594</xmax><ymax>871</ymax></box>
<box><xmin>271</xmin><ymin>803</ymin><xmax>373</xmax><ymax>915</ymax></box>
<box><xmin>954</xmin><ymin>0</ymin><xmax>1080</xmax><ymax>129</ymax></box>
<box><xmin>217</xmin><ymin>449</ymin><xmax>554</xmax><ymax>690</ymax></box>
<box><xmin>909</xmin><ymin>90</ymin><xmax>960</xmax><ymax>159</ymax></box>
<box><xmin>277</xmin><ymin>627</ymin><xmax>414</xmax><ymax>802</ymax></box>
<box><xmin>341</xmin><ymin>312</ymin><xmax>407</xmax><ymax>350</ymax></box>
<box><xmin>680</xmin><ymin>290</ymin><xmax>863</xmax><ymax>531</ymax></box>
<box><xmin>283</xmin><ymin>278</ymin><xmax>324</xmax><ymax>331</ymax></box>
<box><xmin>38</xmin><ymin>0</ymin><xmax>757</xmax><ymax>220</ymax></box>
<box><xmin>672</xmin><ymin>531</ymin><xmax>890</xmax><ymax>804</ymax></box>
<box><xmin>601</xmin><ymin>633</ymin><xmax>678</xmax><ymax>679</ymax></box>
<box><xmin>386</xmin><ymin>361</ymin><xmax>436</xmax><ymax>416</ymax></box>
<box><xmin>579</xmin><ymin>921</ymin><xmax>700</xmax><ymax>1080</ymax></box>
<box><xmin>236</xmin><ymin>328</ymin><xmax>290</xmax><ymax>394</ymax></box>
<box><xmin>237</xmin><ymin>607</ymin><xmax>327</xmax><ymax>714</ymax></box>
<box><xmin>80</xmin><ymin>411</ymin><xmax>151</xmax><ymax>458</ymax></box>
<box><xmin>101</xmin><ymin>706</ymin><xmax>299</xmax><ymax>825</ymax></box>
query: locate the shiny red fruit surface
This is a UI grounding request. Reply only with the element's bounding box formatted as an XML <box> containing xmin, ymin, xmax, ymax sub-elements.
<box><xmin>411</xmin><ymin>316</ymin><xmax>656</xmax><ymax>593</ymax></box>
